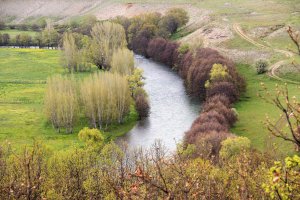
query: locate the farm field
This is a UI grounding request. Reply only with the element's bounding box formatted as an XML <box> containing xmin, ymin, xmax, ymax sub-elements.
<box><xmin>0</xmin><ymin>48</ymin><xmax>138</xmax><ymax>151</ymax></box>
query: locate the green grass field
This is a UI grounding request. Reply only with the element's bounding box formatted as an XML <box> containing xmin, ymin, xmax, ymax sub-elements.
<box><xmin>0</xmin><ymin>48</ymin><xmax>138</xmax><ymax>151</ymax></box>
<box><xmin>232</xmin><ymin>64</ymin><xmax>299</xmax><ymax>152</ymax></box>
<box><xmin>0</xmin><ymin>29</ymin><xmax>38</xmax><ymax>37</ymax></box>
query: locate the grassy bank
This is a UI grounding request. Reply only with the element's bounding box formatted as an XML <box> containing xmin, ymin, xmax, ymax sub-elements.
<box><xmin>0</xmin><ymin>48</ymin><xmax>138</xmax><ymax>151</ymax></box>
<box><xmin>232</xmin><ymin>63</ymin><xmax>299</xmax><ymax>152</ymax></box>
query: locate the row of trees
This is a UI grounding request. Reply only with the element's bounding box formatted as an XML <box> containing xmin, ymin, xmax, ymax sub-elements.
<box><xmin>45</xmin><ymin>73</ymin><xmax>131</xmax><ymax>133</ymax></box>
<box><xmin>81</xmin><ymin>72</ymin><xmax>131</xmax><ymax>129</ymax></box>
<box><xmin>0</xmin><ymin>20</ymin><xmax>60</xmax><ymax>48</ymax></box>
<box><xmin>114</xmin><ymin>8</ymin><xmax>189</xmax><ymax>56</ymax></box>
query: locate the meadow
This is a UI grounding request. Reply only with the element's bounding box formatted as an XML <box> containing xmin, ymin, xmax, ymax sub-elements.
<box><xmin>0</xmin><ymin>48</ymin><xmax>137</xmax><ymax>151</ymax></box>
<box><xmin>232</xmin><ymin>63</ymin><xmax>299</xmax><ymax>153</ymax></box>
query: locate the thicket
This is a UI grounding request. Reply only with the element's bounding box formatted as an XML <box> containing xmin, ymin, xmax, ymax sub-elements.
<box><xmin>81</xmin><ymin>72</ymin><xmax>131</xmax><ymax>129</ymax></box>
<box><xmin>44</xmin><ymin>73</ymin><xmax>131</xmax><ymax>132</ymax></box>
<box><xmin>0</xmin><ymin>135</ymin><xmax>299</xmax><ymax>199</ymax></box>
<box><xmin>45</xmin><ymin>75</ymin><xmax>78</xmax><ymax>133</ymax></box>
<box><xmin>114</xmin><ymin>8</ymin><xmax>188</xmax><ymax>56</ymax></box>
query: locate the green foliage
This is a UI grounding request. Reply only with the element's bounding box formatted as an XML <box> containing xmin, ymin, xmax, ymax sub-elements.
<box><xmin>166</xmin><ymin>8</ymin><xmax>189</xmax><ymax>28</ymax></box>
<box><xmin>127</xmin><ymin>68</ymin><xmax>145</xmax><ymax>97</ymax></box>
<box><xmin>220</xmin><ymin>136</ymin><xmax>251</xmax><ymax>159</ymax></box>
<box><xmin>263</xmin><ymin>155</ymin><xmax>300</xmax><ymax>200</ymax></box>
<box><xmin>78</xmin><ymin>127</ymin><xmax>104</xmax><ymax>146</ymax></box>
<box><xmin>81</xmin><ymin>72</ymin><xmax>131</xmax><ymax>128</ymax></box>
<box><xmin>45</xmin><ymin>75</ymin><xmax>78</xmax><ymax>133</ymax></box>
<box><xmin>89</xmin><ymin>21</ymin><xmax>127</xmax><ymax>70</ymax></box>
<box><xmin>205</xmin><ymin>64</ymin><xmax>230</xmax><ymax>88</ymax></box>
<box><xmin>111</xmin><ymin>47</ymin><xmax>135</xmax><ymax>76</ymax></box>
<box><xmin>255</xmin><ymin>60</ymin><xmax>268</xmax><ymax>74</ymax></box>
<box><xmin>178</xmin><ymin>43</ymin><xmax>190</xmax><ymax>54</ymax></box>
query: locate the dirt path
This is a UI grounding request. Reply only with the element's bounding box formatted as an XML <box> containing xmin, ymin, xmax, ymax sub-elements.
<box><xmin>233</xmin><ymin>23</ymin><xmax>299</xmax><ymax>84</ymax></box>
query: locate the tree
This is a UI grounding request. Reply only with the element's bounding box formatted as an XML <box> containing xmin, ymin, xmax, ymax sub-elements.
<box><xmin>263</xmin><ymin>155</ymin><xmax>300</xmax><ymax>200</ymax></box>
<box><xmin>166</xmin><ymin>8</ymin><xmax>189</xmax><ymax>28</ymax></box>
<box><xmin>19</xmin><ymin>33</ymin><xmax>32</xmax><ymax>47</ymax></box>
<box><xmin>260</xmin><ymin>84</ymin><xmax>300</xmax><ymax>151</ymax></box>
<box><xmin>42</xmin><ymin>19</ymin><xmax>59</xmax><ymax>48</ymax></box>
<box><xmin>287</xmin><ymin>26</ymin><xmax>300</xmax><ymax>55</ymax></box>
<box><xmin>45</xmin><ymin>75</ymin><xmax>78</xmax><ymax>133</ymax></box>
<box><xmin>135</xmin><ymin>88</ymin><xmax>150</xmax><ymax>119</ymax></box>
<box><xmin>62</xmin><ymin>32</ymin><xmax>78</xmax><ymax>72</ymax></box>
<box><xmin>111</xmin><ymin>48</ymin><xmax>135</xmax><ymax>76</ymax></box>
<box><xmin>81</xmin><ymin>72</ymin><xmax>131</xmax><ymax>128</ymax></box>
<box><xmin>0</xmin><ymin>21</ymin><xmax>5</xmax><ymax>30</ymax></box>
<box><xmin>127</xmin><ymin>68</ymin><xmax>145</xmax><ymax>97</ymax></box>
<box><xmin>89</xmin><ymin>21</ymin><xmax>127</xmax><ymax>70</ymax></box>
<box><xmin>2</xmin><ymin>33</ymin><xmax>10</xmax><ymax>45</ymax></box>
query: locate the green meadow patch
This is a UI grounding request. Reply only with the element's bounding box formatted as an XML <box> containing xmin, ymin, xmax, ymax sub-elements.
<box><xmin>0</xmin><ymin>48</ymin><xmax>138</xmax><ymax>151</ymax></box>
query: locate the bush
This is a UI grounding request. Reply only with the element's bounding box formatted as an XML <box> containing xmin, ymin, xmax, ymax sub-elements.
<box><xmin>206</xmin><ymin>81</ymin><xmax>239</xmax><ymax>104</ymax></box>
<box><xmin>135</xmin><ymin>92</ymin><xmax>150</xmax><ymax>119</ymax></box>
<box><xmin>220</xmin><ymin>136</ymin><xmax>251</xmax><ymax>160</ymax></box>
<box><xmin>202</xmin><ymin>100</ymin><xmax>237</xmax><ymax>127</ymax></box>
<box><xmin>255</xmin><ymin>60</ymin><xmax>268</xmax><ymax>74</ymax></box>
<box><xmin>193</xmin><ymin>131</ymin><xmax>231</xmax><ymax>160</ymax></box>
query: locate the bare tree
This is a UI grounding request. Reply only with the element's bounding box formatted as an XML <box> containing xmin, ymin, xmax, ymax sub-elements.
<box><xmin>260</xmin><ymin>83</ymin><xmax>300</xmax><ymax>151</ymax></box>
<box><xmin>287</xmin><ymin>26</ymin><xmax>300</xmax><ymax>55</ymax></box>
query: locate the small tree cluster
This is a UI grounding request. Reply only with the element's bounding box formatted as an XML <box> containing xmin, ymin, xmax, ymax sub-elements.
<box><xmin>81</xmin><ymin>72</ymin><xmax>131</xmax><ymax>129</ymax></box>
<box><xmin>62</xmin><ymin>32</ymin><xmax>91</xmax><ymax>72</ymax></box>
<box><xmin>45</xmin><ymin>75</ymin><xmax>78</xmax><ymax>133</ymax></box>
<box><xmin>89</xmin><ymin>21</ymin><xmax>127</xmax><ymax>70</ymax></box>
<box><xmin>114</xmin><ymin>8</ymin><xmax>189</xmax><ymax>56</ymax></box>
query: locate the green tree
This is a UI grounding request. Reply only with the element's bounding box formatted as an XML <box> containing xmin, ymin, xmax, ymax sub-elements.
<box><xmin>45</xmin><ymin>75</ymin><xmax>78</xmax><ymax>133</ymax></box>
<box><xmin>263</xmin><ymin>155</ymin><xmax>300</xmax><ymax>200</ymax></box>
<box><xmin>111</xmin><ymin>47</ymin><xmax>135</xmax><ymax>76</ymax></box>
<box><xmin>89</xmin><ymin>21</ymin><xmax>127</xmax><ymax>70</ymax></box>
<box><xmin>127</xmin><ymin>68</ymin><xmax>145</xmax><ymax>97</ymax></box>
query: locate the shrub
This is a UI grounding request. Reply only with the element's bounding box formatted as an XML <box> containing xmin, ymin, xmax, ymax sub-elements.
<box><xmin>206</xmin><ymin>81</ymin><xmax>239</xmax><ymax>104</ymax></box>
<box><xmin>193</xmin><ymin>131</ymin><xmax>231</xmax><ymax>160</ymax></box>
<box><xmin>255</xmin><ymin>60</ymin><xmax>268</xmax><ymax>74</ymax></box>
<box><xmin>220</xmin><ymin>136</ymin><xmax>251</xmax><ymax>160</ymax></box>
<box><xmin>202</xmin><ymin>100</ymin><xmax>237</xmax><ymax>126</ymax></box>
<box><xmin>185</xmin><ymin>121</ymin><xmax>228</xmax><ymax>145</ymax></box>
<box><xmin>135</xmin><ymin>92</ymin><xmax>150</xmax><ymax>119</ymax></box>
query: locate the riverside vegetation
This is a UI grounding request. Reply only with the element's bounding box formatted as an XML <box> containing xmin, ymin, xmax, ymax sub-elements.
<box><xmin>0</xmin><ymin>7</ymin><xmax>300</xmax><ymax>199</ymax></box>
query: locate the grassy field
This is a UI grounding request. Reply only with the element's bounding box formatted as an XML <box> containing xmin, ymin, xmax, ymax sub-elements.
<box><xmin>0</xmin><ymin>29</ymin><xmax>38</xmax><ymax>37</ymax></box>
<box><xmin>231</xmin><ymin>64</ymin><xmax>299</xmax><ymax>152</ymax></box>
<box><xmin>0</xmin><ymin>48</ymin><xmax>138</xmax><ymax>151</ymax></box>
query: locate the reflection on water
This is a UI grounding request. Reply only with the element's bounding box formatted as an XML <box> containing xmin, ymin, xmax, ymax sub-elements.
<box><xmin>119</xmin><ymin>55</ymin><xmax>200</xmax><ymax>151</ymax></box>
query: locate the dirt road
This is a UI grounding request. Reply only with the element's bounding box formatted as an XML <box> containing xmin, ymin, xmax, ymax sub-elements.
<box><xmin>233</xmin><ymin>23</ymin><xmax>299</xmax><ymax>84</ymax></box>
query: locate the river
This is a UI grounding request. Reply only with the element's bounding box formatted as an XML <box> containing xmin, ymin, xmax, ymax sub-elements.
<box><xmin>119</xmin><ymin>56</ymin><xmax>200</xmax><ymax>151</ymax></box>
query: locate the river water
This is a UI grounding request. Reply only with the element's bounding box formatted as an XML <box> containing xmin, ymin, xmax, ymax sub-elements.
<box><xmin>119</xmin><ymin>56</ymin><xmax>200</xmax><ymax>151</ymax></box>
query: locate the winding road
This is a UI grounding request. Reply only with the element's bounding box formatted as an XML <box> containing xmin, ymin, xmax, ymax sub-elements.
<box><xmin>233</xmin><ymin>23</ymin><xmax>299</xmax><ymax>84</ymax></box>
